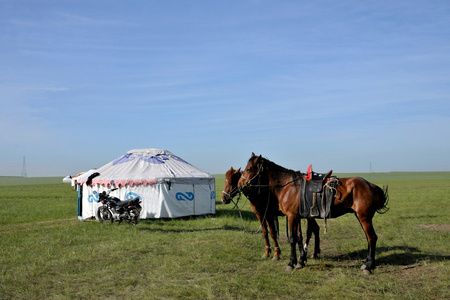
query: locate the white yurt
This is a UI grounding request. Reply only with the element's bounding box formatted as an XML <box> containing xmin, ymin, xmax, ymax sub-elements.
<box><xmin>75</xmin><ymin>149</ymin><xmax>216</xmax><ymax>220</ymax></box>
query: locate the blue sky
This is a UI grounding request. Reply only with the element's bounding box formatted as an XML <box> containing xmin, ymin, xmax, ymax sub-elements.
<box><xmin>1</xmin><ymin>0</ymin><xmax>449</xmax><ymax>177</ymax></box>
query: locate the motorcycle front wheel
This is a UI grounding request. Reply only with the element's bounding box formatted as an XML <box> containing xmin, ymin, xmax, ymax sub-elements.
<box><xmin>97</xmin><ymin>206</ymin><xmax>113</xmax><ymax>224</ymax></box>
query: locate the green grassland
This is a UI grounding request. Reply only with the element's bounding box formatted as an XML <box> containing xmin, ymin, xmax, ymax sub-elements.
<box><xmin>0</xmin><ymin>173</ymin><xmax>449</xmax><ymax>299</ymax></box>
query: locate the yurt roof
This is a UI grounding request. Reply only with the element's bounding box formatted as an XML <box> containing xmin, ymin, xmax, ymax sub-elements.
<box><xmin>77</xmin><ymin>149</ymin><xmax>212</xmax><ymax>187</ymax></box>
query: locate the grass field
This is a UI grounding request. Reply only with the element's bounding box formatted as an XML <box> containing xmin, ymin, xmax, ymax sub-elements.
<box><xmin>0</xmin><ymin>173</ymin><xmax>449</xmax><ymax>299</ymax></box>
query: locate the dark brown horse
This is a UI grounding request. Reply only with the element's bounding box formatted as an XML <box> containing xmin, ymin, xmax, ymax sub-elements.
<box><xmin>222</xmin><ymin>166</ymin><xmax>321</xmax><ymax>261</ymax></box>
<box><xmin>238</xmin><ymin>153</ymin><xmax>389</xmax><ymax>274</ymax></box>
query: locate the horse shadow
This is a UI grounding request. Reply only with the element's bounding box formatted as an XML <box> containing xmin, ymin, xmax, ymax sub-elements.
<box><xmin>215</xmin><ymin>208</ymin><xmax>259</xmax><ymax>221</ymax></box>
<box><xmin>325</xmin><ymin>245</ymin><xmax>450</xmax><ymax>268</ymax></box>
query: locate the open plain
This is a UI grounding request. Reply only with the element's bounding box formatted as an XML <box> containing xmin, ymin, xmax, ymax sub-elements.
<box><xmin>0</xmin><ymin>173</ymin><xmax>449</xmax><ymax>299</ymax></box>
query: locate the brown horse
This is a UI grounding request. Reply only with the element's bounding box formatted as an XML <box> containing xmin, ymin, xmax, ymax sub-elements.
<box><xmin>222</xmin><ymin>166</ymin><xmax>321</xmax><ymax>261</ymax></box>
<box><xmin>238</xmin><ymin>153</ymin><xmax>389</xmax><ymax>274</ymax></box>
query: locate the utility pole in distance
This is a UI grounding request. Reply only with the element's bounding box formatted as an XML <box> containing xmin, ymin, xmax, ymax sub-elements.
<box><xmin>22</xmin><ymin>156</ymin><xmax>27</xmax><ymax>178</ymax></box>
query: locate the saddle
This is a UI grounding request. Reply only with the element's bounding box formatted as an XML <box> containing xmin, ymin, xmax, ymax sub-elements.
<box><xmin>303</xmin><ymin>165</ymin><xmax>333</xmax><ymax>193</ymax></box>
<box><xmin>300</xmin><ymin>165</ymin><xmax>337</xmax><ymax>218</ymax></box>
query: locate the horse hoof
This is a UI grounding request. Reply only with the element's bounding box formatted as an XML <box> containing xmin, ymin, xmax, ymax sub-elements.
<box><xmin>262</xmin><ymin>254</ymin><xmax>269</xmax><ymax>259</ymax></box>
<box><xmin>295</xmin><ymin>263</ymin><xmax>305</xmax><ymax>269</ymax></box>
<box><xmin>361</xmin><ymin>264</ymin><xmax>367</xmax><ymax>270</ymax></box>
<box><xmin>285</xmin><ymin>265</ymin><xmax>294</xmax><ymax>271</ymax></box>
<box><xmin>362</xmin><ymin>269</ymin><xmax>372</xmax><ymax>275</ymax></box>
<box><xmin>272</xmin><ymin>256</ymin><xmax>280</xmax><ymax>261</ymax></box>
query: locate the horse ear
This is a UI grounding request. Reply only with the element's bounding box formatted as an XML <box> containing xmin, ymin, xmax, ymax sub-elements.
<box><xmin>237</xmin><ymin>167</ymin><xmax>241</xmax><ymax>172</ymax></box>
<box><xmin>251</xmin><ymin>152</ymin><xmax>256</xmax><ymax>157</ymax></box>
<box><xmin>230</xmin><ymin>166</ymin><xmax>234</xmax><ymax>171</ymax></box>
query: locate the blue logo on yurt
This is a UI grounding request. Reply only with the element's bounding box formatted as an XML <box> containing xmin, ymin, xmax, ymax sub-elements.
<box><xmin>126</xmin><ymin>192</ymin><xmax>140</xmax><ymax>200</ymax></box>
<box><xmin>210</xmin><ymin>191</ymin><xmax>216</xmax><ymax>200</ymax></box>
<box><xmin>88</xmin><ymin>193</ymin><xmax>99</xmax><ymax>203</ymax></box>
<box><xmin>176</xmin><ymin>192</ymin><xmax>194</xmax><ymax>201</ymax></box>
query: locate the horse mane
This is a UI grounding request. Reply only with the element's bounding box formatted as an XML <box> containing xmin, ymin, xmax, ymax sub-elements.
<box><xmin>257</xmin><ymin>156</ymin><xmax>301</xmax><ymax>178</ymax></box>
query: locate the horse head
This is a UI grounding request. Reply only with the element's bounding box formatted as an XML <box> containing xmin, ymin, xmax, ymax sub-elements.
<box><xmin>221</xmin><ymin>167</ymin><xmax>242</xmax><ymax>204</ymax></box>
<box><xmin>238</xmin><ymin>152</ymin><xmax>264</xmax><ymax>190</ymax></box>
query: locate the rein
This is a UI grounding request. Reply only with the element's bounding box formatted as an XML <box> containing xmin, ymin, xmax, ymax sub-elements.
<box><xmin>230</xmin><ymin>190</ymin><xmax>244</xmax><ymax>210</ymax></box>
<box><xmin>233</xmin><ymin>189</ymin><xmax>274</xmax><ymax>235</ymax></box>
<box><xmin>225</xmin><ymin>182</ymin><xmax>274</xmax><ymax>236</ymax></box>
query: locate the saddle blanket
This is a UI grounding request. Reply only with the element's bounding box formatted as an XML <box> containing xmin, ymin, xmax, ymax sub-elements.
<box><xmin>299</xmin><ymin>177</ymin><xmax>338</xmax><ymax>219</ymax></box>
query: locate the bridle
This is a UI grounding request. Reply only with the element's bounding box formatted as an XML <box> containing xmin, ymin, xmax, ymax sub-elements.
<box><xmin>222</xmin><ymin>185</ymin><xmax>242</xmax><ymax>208</ymax></box>
<box><xmin>240</xmin><ymin>159</ymin><xmax>267</xmax><ymax>191</ymax></box>
<box><xmin>222</xmin><ymin>163</ymin><xmax>264</xmax><ymax>207</ymax></box>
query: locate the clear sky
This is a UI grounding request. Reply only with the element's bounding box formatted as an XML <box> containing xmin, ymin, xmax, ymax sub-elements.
<box><xmin>1</xmin><ymin>0</ymin><xmax>449</xmax><ymax>177</ymax></box>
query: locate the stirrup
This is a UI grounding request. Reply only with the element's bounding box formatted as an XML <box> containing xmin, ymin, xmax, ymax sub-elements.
<box><xmin>310</xmin><ymin>206</ymin><xmax>319</xmax><ymax>217</ymax></box>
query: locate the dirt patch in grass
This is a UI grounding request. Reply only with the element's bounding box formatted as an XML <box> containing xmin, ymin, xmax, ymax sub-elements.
<box><xmin>393</xmin><ymin>263</ymin><xmax>448</xmax><ymax>298</ymax></box>
<box><xmin>418</xmin><ymin>224</ymin><xmax>450</xmax><ymax>232</ymax></box>
<box><xmin>398</xmin><ymin>264</ymin><xmax>432</xmax><ymax>287</ymax></box>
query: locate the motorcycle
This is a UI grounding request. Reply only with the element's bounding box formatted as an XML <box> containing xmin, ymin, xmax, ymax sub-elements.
<box><xmin>96</xmin><ymin>187</ymin><xmax>142</xmax><ymax>225</ymax></box>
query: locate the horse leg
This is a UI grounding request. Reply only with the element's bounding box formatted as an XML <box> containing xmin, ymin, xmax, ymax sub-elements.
<box><xmin>307</xmin><ymin>218</ymin><xmax>321</xmax><ymax>259</ymax></box>
<box><xmin>286</xmin><ymin>216</ymin><xmax>299</xmax><ymax>271</ymax></box>
<box><xmin>296</xmin><ymin>219</ymin><xmax>307</xmax><ymax>268</ymax></box>
<box><xmin>311</xmin><ymin>219</ymin><xmax>320</xmax><ymax>259</ymax></box>
<box><xmin>356</xmin><ymin>213</ymin><xmax>378</xmax><ymax>274</ymax></box>
<box><xmin>251</xmin><ymin>208</ymin><xmax>272</xmax><ymax>259</ymax></box>
<box><xmin>260</xmin><ymin>218</ymin><xmax>272</xmax><ymax>259</ymax></box>
<box><xmin>266</xmin><ymin>215</ymin><xmax>281</xmax><ymax>260</ymax></box>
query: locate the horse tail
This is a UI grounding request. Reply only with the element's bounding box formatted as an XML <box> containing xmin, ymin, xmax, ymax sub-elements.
<box><xmin>376</xmin><ymin>185</ymin><xmax>390</xmax><ymax>214</ymax></box>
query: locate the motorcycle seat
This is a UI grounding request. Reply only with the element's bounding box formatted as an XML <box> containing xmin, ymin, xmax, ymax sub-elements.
<box><xmin>115</xmin><ymin>197</ymin><xmax>140</xmax><ymax>207</ymax></box>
